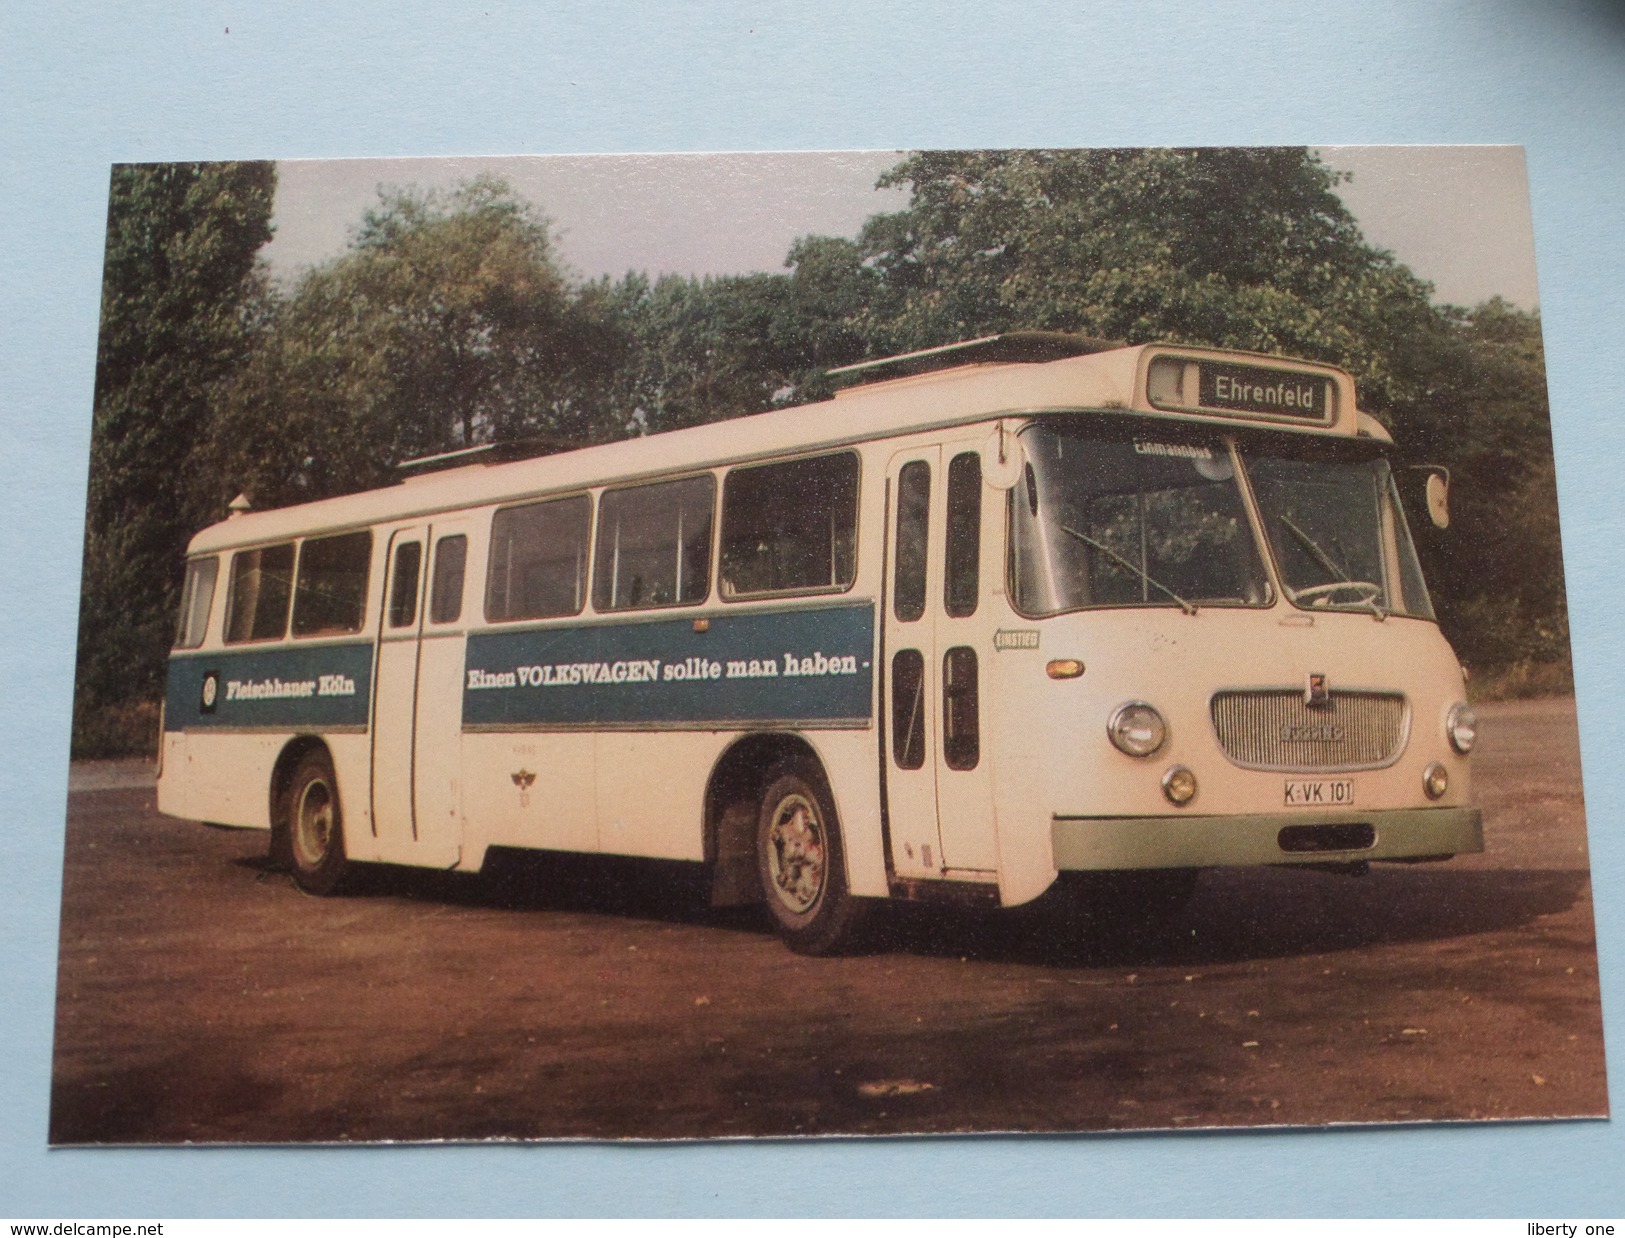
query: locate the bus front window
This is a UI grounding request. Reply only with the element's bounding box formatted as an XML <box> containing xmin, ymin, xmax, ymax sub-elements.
<box><xmin>1011</xmin><ymin>423</ymin><xmax>1272</xmax><ymax>616</ymax></box>
<box><xmin>1243</xmin><ymin>447</ymin><xmax>1435</xmax><ymax>620</ymax></box>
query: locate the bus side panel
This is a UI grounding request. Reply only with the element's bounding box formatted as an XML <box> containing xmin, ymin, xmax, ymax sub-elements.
<box><xmin>158</xmin><ymin>732</ymin><xmax>282</xmax><ymax>830</ymax></box>
<box><xmin>325</xmin><ymin>732</ymin><xmax>380</xmax><ymax>859</ymax></box>
<box><xmin>461</xmin><ymin>729</ymin><xmax>597</xmax><ymax>855</ymax></box>
<box><xmin>595</xmin><ymin>731</ymin><xmax>715</xmax><ymax>860</ymax></box>
<box><xmin>812</xmin><ymin>728</ymin><xmax>889</xmax><ymax>899</ymax></box>
<box><xmin>155</xmin><ymin>731</ymin><xmax>191</xmax><ymax>820</ymax></box>
<box><xmin>985</xmin><ymin>606</ymin><xmax>1066</xmax><ymax>907</ymax></box>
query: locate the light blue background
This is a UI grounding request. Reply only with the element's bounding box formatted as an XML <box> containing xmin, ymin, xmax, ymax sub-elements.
<box><xmin>2</xmin><ymin>0</ymin><xmax>1620</xmax><ymax>1217</ymax></box>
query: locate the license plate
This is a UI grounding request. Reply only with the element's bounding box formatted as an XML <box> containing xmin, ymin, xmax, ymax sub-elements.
<box><xmin>1284</xmin><ymin>779</ymin><xmax>1354</xmax><ymax>807</ymax></box>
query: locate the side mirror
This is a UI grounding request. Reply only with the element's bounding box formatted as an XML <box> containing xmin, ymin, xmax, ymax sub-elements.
<box><xmin>1425</xmin><ymin>469</ymin><xmax>1451</xmax><ymax>530</ymax></box>
<box><xmin>981</xmin><ymin>421</ymin><xmax>1024</xmax><ymax>490</ymax></box>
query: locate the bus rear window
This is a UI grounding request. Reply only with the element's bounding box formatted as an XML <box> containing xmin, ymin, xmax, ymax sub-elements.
<box><xmin>225</xmin><ymin>543</ymin><xmax>295</xmax><ymax>643</ymax></box>
<box><xmin>291</xmin><ymin>531</ymin><xmax>373</xmax><ymax>636</ymax></box>
<box><xmin>593</xmin><ymin>475</ymin><xmax>715</xmax><ymax>611</ymax></box>
<box><xmin>174</xmin><ymin>556</ymin><xmax>218</xmax><ymax>649</ymax></box>
<box><xmin>720</xmin><ymin>452</ymin><xmax>858</xmax><ymax>598</ymax></box>
<box><xmin>487</xmin><ymin>495</ymin><xmax>591</xmax><ymax>622</ymax></box>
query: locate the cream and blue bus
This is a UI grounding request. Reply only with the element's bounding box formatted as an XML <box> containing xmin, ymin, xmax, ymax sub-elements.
<box><xmin>156</xmin><ymin>333</ymin><xmax>1483</xmax><ymax>953</ymax></box>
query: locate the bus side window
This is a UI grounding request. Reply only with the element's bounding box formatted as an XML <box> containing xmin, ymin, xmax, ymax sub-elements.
<box><xmin>894</xmin><ymin>460</ymin><xmax>931</xmax><ymax>622</ymax></box>
<box><xmin>593</xmin><ymin>475</ymin><xmax>715</xmax><ymax>611</ymax></box>
<box><xmin>387</xmin><ymin>542</ymin><xmax>422</xmax><ymax>629</ymax></box>
<box><xmin>225</xmin><ymin>542</ymin><xmax>295</xmax><ymax>644</ymax></box>
<box><xmin>292</xmin><ymin>530</ymin><xmax>373</xmax><ymax>637</ymax></box>
<box><xmin>720</xmin><ymin>452</ymin><xmax>859</xmax><ymax>597</ymax></box>
<box><xmin>945</xmin><ymin>451</ymin><xmax>982</xmax><ymax>617</ymax></box>
<box><xmin>175</xmin><ymin>556</ymin><xmax>219</xmax><ymax>649</ymax></box>
<box><xmin>892</xmin><ymin>648</ymin><xmax>926</xmax><ymax>769</ymax></box>
<box><xmin>429</xmin><ymin>534</ymin><xmax>468</xmax><ymax>624</ymax></box>
<box><xmin>487</xmin><ymin>496</ymin><xmax>591</xmax><ymax>622</ymax></box>
<box><xmin>942</xmin><ymin>646</ymin><xmax>979</xmax><ymax>770</ymax></box>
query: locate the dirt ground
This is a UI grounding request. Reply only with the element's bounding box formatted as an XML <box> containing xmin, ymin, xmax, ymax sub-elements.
<box><xmin>48</xmin><ymin>696</ymin><xmax>1607</xmax><ymax>1142</ymax></box>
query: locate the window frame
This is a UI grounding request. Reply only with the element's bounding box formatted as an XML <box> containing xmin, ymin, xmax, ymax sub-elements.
<box><xmin>428</xmin><ymin>533</ymin><xmax>469</xmax><ymax>625</ymax></box>
<box><xmin>387</xmin><ymin>539</ymin><xmax>424</xmax><ymax>630</ymax></box>
<box><xmin>290</xmin><ymin>529</ymin><xmax>374</xmax><ymax>639</ymax></box>
<box><xmin>484</xmin><ymin>492</ymin><xmax>595</xmax><ymax>624</ymax></box>
<box><xmin>174</xmin><ymin>555</ymin><xmax>219</xmax><ymax>650</ymax></box>
<box><xmin>892</xmin><ymin>459</ymin><xmax>932</xmax><ymax>624</ymax></box>
<box><xmin>718</xmin><ymin>450</ymin><xmax>862</xmax><ymax>603</ymax></box>
<box><xmin>591</xmin><ymin>472</ymin><xmax>718</xmax><ymax>613</ymax></box>
<box><xmin>223</xmin><ymin>541</ymin><xmax>297</xmax><ymax>646</ymax></box>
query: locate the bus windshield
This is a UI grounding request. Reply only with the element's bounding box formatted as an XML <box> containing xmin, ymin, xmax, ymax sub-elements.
<box><xmin>1243</xmin><ymin>444</ymin><xmax>1434</xmax><ymax>619</ymax></box>
<box><xmin>1011</xmin><ymin>421</ymin><xmax>1435</xmax><ymax>620</ymax></box>
<box><xmin>1011</xmin><ymin>424</ymin><xmax>1272</xmax><ymax>616</ymax></box>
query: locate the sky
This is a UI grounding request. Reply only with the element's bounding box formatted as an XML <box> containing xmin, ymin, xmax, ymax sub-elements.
<box><xmin>261</xmin><ymin>146</ymin><xmax>1542</xmax><ymax>309</ymax></box>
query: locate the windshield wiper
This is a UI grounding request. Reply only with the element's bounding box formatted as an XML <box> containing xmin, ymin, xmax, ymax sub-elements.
<box><xmin>1278</xmin><ymin>516</ymin><xmax>1385</xmax><ymax>618</ymax></box>
<box><xmin>1058</xmin><ymin>524</ymin><xmax>1197</xmax><ymax>615</ymax></box>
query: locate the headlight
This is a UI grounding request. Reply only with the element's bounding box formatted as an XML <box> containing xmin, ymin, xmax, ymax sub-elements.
<box><xmin>1447</xmin><ymin>703</ymin><xmax>1478</xmax><ymax>754</ymax></box>
<box><xmin>1108</xmin><ymin>701</ymin><xmax>1167</xmax><ymax>757</ymax></box>
<box><xmin>1423</xmin><ymin>762</ymin><xmax>1449</xmax><ymax>799</ymax></box>
<box><xmin>1162</xmin><ymin>765</ymin><xmax>1197</xmax><ymax>806</ymax></box>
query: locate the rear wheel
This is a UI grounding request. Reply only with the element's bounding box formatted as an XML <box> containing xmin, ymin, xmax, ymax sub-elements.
<box><xmin>281</xmin><ymin>750</ymin><xmax>351</xmax><ymax>896</ymax></box>
<box><xmin>756</xmin><ymin>760</ymin><xmax>867</xmax><ymax>955</ymax></box>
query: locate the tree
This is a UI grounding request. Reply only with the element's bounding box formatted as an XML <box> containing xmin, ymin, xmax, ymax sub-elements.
<box><xmin>210</xmin><ymin>176</ymin><xmax>627</xmax><ymax>510</ymax></box>
<box><xmin>75</xmin><ymin>161</ymin><xmax>276</xmax><ymax>751</ymax></box>
<box><xmin>1410</xmin><ymin>299</ymin><xmax>1567</xmax><ymax>674</ymax></box>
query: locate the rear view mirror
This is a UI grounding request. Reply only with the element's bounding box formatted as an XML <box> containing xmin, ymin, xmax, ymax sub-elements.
<box><xmin>1425</xmin><ymin>470</ymin><xmax>1450</xmax><ymax>529</ymax></box>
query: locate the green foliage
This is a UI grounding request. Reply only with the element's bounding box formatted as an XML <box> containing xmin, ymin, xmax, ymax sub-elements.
<box><xmin>76</xmin><ymin>161</ymin><xmax>276</xmax><ymax>752</ymax></box>
<box><xmin>1407</xmin><ymin>300</ymin><xmax>1567</xmax><ymax>669</ymax></box>
<box><xmin>604</xmin><ymin>236</ymin><xmax>877</xmax><ymax>434</ymax></box>
<box><xmin>209</xmin><ymin>176</ymin><xmax>627</xmax><ymax>510</ymax></box>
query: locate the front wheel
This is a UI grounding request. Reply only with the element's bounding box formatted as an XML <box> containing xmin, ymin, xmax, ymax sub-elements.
<box><xmin>280</xmin><ymin>750</ymin><xmax>351</xmax><ymax>896</ymax></box>
<box><xmin>756</xmin><ymin>761</ymin><xmax>868</xmax><ymax>955</ymax></box>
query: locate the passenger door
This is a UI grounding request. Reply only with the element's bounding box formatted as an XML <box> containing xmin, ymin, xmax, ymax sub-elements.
<box><xmin>882</xmin><ymin>445</ymin><xmax>1000</xmax><ymax>881</ymax></box>
<box><xmin>369</xmin><ymin>521</ymin><xmax>465</xmax><ymax>867</ymax></box>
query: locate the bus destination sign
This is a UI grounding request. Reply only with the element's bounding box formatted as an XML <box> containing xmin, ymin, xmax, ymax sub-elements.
<box><xmin>1198</xmin><ymin>362</ymin><xmax>1330</xmax><ymax>420</ymax></box>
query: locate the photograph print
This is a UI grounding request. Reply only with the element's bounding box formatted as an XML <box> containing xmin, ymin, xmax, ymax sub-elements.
<box><xmin>51</xmin><ymin>146</ymin><xmax>1606</xmax><ymax>1142</ymax></box>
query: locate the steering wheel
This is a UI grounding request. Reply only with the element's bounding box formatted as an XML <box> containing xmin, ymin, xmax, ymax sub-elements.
<box><xmin>1290</xmin><ymin>580</ymin><xmax>1382</xmax><ymax>606</ymax></box>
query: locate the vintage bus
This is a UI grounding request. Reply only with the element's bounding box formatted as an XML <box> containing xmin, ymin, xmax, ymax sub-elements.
<box><xmin>156</xmin><ymin>333</ymin><xmax>1483</xmax><ymax>954</ymax></box>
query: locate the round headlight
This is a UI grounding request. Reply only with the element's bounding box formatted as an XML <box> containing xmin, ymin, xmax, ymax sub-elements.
<box><xmin>1423</xmin><ymin>762</ymin><xmax>1449</xmax><ymax>799</ymax></box>
<box><xmin>1447</xmin><ymin>703</ymin><xmax>1478</xmax><ymax>754</ymax></box>
<box><xmin>1108</xmin><ymin>701</ymin><xmax>1167</xmax><ymax>757</ymax></box>
<box><xmin>1162</xmin><ymin>765</ymin><xmax>1198</xmax><ymax>806</ymax></box>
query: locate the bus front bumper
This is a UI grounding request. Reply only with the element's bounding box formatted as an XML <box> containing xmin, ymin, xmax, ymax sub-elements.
<box><xmin>1052</xmin><ymin>806</ymin><xmax>1484</xmax><ymax>871</ymax></box>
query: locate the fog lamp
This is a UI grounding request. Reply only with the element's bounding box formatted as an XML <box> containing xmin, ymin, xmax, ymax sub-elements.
<box><xmin>1423</xmin><ymin>762</ymin><xmax>1449</xmax><ymax>800</ymax></box>
<box><xmin>1108</xmin><ymin>701</ymin><xmax>1167</xmax><ymax>757</ymax></box>
<box><xmin>1447</xmin><ymin>703</ymin><xmax>1478</xmax><ymax>754</ymax></box>
<box><xmin>1162</xmin><ymin>765</ymin><xmax>1197</xmax><ymax>806</ymax></box>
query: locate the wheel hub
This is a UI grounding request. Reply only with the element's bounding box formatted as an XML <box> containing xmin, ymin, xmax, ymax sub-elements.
<box><xmin>768</xmin><ymin>793</ymin><xmax>825</xmax><ymax>914</ymax></box>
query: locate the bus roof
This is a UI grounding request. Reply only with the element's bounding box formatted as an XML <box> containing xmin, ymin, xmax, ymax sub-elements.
<box><xmin>188</xmin><ymin>340</ymin><xmax>1378</xmax><ymax>554</ymax></box>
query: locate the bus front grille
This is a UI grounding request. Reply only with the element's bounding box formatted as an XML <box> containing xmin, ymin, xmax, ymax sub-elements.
<box><xmin>1209</xmin><ymin>689</ymin><xmax>1407</xmax><ymax>772</ymax></box>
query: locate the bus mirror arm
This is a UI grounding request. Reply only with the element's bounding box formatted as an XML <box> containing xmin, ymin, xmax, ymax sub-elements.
<box><xmin>980</xmin><ymin>421</ymin><xmax>1025</xmax><ymax>490</ymax></box>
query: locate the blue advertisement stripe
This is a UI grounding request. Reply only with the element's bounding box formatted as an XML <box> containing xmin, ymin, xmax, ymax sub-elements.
<box><xmin>165</xmin><ymin>642</ymin><xmax>374</xmax><ymax>731</ymax></box>
<box><xmin>462</xmin><ymin>602</ymin><xmax>876</xmax><ymax>728</ymax></box>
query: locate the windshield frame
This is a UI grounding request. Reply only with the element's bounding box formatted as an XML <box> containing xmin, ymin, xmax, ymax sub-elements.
<box><xmin>1004</xmin><ymin>415</ymin><xmax>1439</xmax><ymax>624</ymax></box>
<box><xmin>1232</xmin><ymin>427</ymin><xmax>1437</xmax><ymax>622</ymax></box>
<box><xmin>1005</xmin><ymin>417</ymin><xmax>1278</xmax><ymax>621</ymax></box>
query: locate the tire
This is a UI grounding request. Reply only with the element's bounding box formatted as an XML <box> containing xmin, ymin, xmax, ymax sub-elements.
<box><xmin>756</xmin><ymin>760</ymin><xmax>868</xmax><ymax>955</ymax></box>
<box><xmin>280</xmin><ymin>750</ymin><xmax>351</xmax><ymax>896</ymax></box>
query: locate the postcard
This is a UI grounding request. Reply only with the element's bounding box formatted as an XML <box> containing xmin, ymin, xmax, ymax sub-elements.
<box><xmin>51</xmin><ymin>148</ymin><xmax>1605</xmax><ymax>1142</ymax></box>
